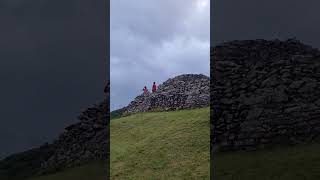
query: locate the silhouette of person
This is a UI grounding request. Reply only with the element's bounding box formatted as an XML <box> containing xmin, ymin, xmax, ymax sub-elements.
<box><xmin>152</xmin><ymin>82</ymin><xmax>157</xmax><ymax>93</ymax></box>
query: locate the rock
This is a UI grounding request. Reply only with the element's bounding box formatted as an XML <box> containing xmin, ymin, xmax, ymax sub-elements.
<box><xmin>124</xmin><ymin>74</ymin><xmax>210</xmax><ymax>114</ymax></box>
<box><xmin>38</xmin><ymin>83</ymin><xmax>109</xmax><ymax>174</ymax></box>
<box><xmin>246</xmin><ymin>107</ymin><xmax>263</xmax><ymax>120</ymax></box>
<box><xmin>211</xmin><ymin>39</ymin><xmax>320</xmax><ymax>152</ymax></box>
<box><xmin>289</xmin><ymin>80</ymin><xmax>305</xmax><ymax>89</ymax></box>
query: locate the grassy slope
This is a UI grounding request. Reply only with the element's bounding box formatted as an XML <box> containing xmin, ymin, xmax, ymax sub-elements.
<box><xmin>111</xmin><ymin>108</ymin><xmax>126</xmax><ymax>120</ymax></box>
<box><xmin>26</xmin><ymin>145</ymin><xmax>320</xmax><ymax>180</ymax></box>
<box><xmin>214</xmin><ymin>143</ymin><xmax>320</xmax><ymax>180</ymax></box>
<box><xmin>22</xmin><ymin>106</ymin><xmax>320</xmax><ymax>180</ymax></box>
<box><xmin>111</xmin><ymin>108</ymin><xmax>210</xmax><ymax>179</ymax></box>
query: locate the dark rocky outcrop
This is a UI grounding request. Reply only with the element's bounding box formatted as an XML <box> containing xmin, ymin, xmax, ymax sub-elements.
<box><xmin>39</xmin><ymin>99</ymin><xmax>108</xmax><ymax>174</ymax></box>
<box><xmin>39</xmin><ymin>82</ymin><xmax>109</xmax><ymax>174</ymax></box>
<box><xmin>211</xmin><ymin>39</ymin><xmax>320</xmax><ymax>152</ymax></box>
<box><xmin>0</xmin><ymin>82</ymin><xmax>109</xmax><ymax>178</ymax></box>
<box><xmin>0</xmin><ymin>143</ymin><xmax>55</xmax><ymax>179</ymax></box>
<box><xmin>124</xmin><ymin>74</ymin><xmax>210</xmax><ymax>115</ymax></box>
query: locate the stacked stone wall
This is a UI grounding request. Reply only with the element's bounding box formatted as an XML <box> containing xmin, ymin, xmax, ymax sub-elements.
<box><xmin>124</xmin><ymin>74</ymin><xmax>210</xmax><ymax>114</ymax></box>
<box><xmin>211</xmin><ymin>39</ymin><xmax>320</xmax><ymax>151</ymax></box>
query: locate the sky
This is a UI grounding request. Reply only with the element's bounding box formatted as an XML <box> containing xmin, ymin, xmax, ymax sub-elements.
<box><xmin>0</xmin><ymin>0</ymin><xmax>106</xmax><ymax>158</ymax></box>
<box><xmin>111</xmin><ymin>0</ymin><xmax>320</xmax><ymax>110</ymax></box>
<box><xmin>212</xmin><ymin>0</ymin><xmax>320</xmax><ymax>47</ymax></box>
<box><xmin>110</xmin><ymin>0</ymin><xmax>210</xmax><ymax>110</ymax></box>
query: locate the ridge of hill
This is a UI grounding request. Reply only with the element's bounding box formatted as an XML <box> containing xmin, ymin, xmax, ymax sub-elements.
<box><xmin>110</xmin><ymin>107</ymin><xmax>127</xmax><ymax>120</ymax></box>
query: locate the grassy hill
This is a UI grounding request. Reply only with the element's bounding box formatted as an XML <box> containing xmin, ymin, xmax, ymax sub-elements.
<box><xmin>110</xmin><ymin>107</ymin><xmax>126</xmax><ymax>120</ymax></box>
<box><xmin>214</xmin><ymin>143</ymin><xmax>320</xmax><ymax>180</ymax></box>
<box><xmin>18</xmin><ymin>106</ymin><xmax>320</xmax><ymax>180</ymax></box>
<box><xmin>111</xmin><ymin>107</ymin><xmax>210</xmax><ymax>179</ymax></box>
<box><xmin>26</xmin><ymin>161</ymin><xmax>107</xmax><ymax>180</ymax></box>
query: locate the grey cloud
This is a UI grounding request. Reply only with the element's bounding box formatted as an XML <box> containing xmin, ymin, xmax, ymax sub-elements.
<box><xmin>111</xmin><ymin>0</ymin><xmax>210</xmax><ymax>110</ymax></box>
<box><xmin>212</xmin><ymin>0</ymin><xmax>320</xmax><ymax>47</ymax></box>
<box><xmin>111</xmin><ymin>0</ymin><xmax>198</xmax><ymax>42</ymax></box>
<box><xmin>0</xmin><ymin>0</ymin><xmax>106</xmax><ymax>158</ymax></box>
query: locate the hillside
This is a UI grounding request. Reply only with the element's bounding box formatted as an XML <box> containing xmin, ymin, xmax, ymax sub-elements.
<box><xmin>25</xmin><ymin>142</ymin><xmax>320</xmax><ymax>180</ymax></box>
<box><xmin>0</xmin><ymin>82</ymin><xmax>109</xmax><ymax>179</ymax></box>
<box><xmin>24</xmin><ymin>108</ymin><xmax>210</xmax><ymax>180</ymax></box>
<box><xmin>111</xmin><ymin>108</ymin><xmax>210</xmax><ymax>179</ymax></box>
<box><xmin>214</xmin><ymin>143</ymin><xmax>320</xmax><ymax>180</ymax></box>
<box><xmin>26</xmin><ymin>162</ymin><xmax>107</xmax><ymax>180</ymax></box>
<box><xmin>110</xmin><ymin>107</ymin><xmax>127</xmax><ymax>120</ymax></box>
<box><xmin>0</xmin><ymin>73</ymin><xmax>210</xmax><ymax>179</ymax></box>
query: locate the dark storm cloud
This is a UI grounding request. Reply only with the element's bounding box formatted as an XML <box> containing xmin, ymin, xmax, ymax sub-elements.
<box><xmin>0</xmin><ymin>0</ymin><xmax>106</xmax><ymax>158</ymax></box>
<box><xmin>212</xmin><ymin>0</ymin><xmax>320</xmax><ymax>48</ymax></box>
<box><xmin>111</xmin><ymin>0</ymin><xmax>210</xmax><ymax>110</ymax></box>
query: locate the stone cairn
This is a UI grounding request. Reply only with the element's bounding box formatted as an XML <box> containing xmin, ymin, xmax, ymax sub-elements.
<box><xmin>39</xmin><ymin>83</ymin><xmax>109</xmax><ymax>174</ymax></box>
<box><xmin>124</xmin><ymin>74</ymin><xmax>210</xmax><ymax>115</ymax></box>
<box><xmin>211</xmin><ymin>39</ymin><xmax>320</xmax><ymax>151</ymax></box>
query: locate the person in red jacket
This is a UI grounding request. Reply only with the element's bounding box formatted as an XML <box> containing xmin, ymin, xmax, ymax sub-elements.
<box><xmin>152</xmin><ymin>82</ymin><xmax>157</xmax><ymax>93</ymax></box>
<box><xmin>143</xmin><ymin>86</ymin><xmax>149</xmax><ymax>93</ymax></box>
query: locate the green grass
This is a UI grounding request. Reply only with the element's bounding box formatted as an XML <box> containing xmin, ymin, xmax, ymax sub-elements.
<box><xmin>26</xmin><ymin>161</ymin><xmax>107</xmax><ymax>180</ymax></box>
<box><xmin>16</xmin><ymin>106</ymin><xmax>320</xmax><ymax>180</ymax></box>
<box><xmin>111</xmin><ymin>107</ymin><xmax>210</xmax><ymax>180</ymax></box>
<box><xmin>214</xmin><ymin>143</ymin><xmax>320</xmax><ymax>180</ymax></box>
<box><xmin>111</xmin><ymin>107</ymin><xmax>126</xmax><ymax>120</ymax></box>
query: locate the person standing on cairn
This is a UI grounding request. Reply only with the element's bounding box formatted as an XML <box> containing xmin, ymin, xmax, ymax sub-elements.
<box><xmin>152</xmin><ymin>82</ymin><xmax>157</xmax><ymax>93</ymax></box>
<box><xmin>143</xmin><ymin>86</ymin><xmax>149</xmax><ymax>94</ymax></box>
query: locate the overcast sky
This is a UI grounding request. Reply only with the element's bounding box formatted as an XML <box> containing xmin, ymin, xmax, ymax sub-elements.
<box><xmin>0</xmin><ymin>0</ymin><xmax>106</xmax><ymax>158</ymax></box>
<box><xmin>110</xmin><ymin>0</ymin><xmax>210</xmax><ymax>110</ymax></box>
<box><xmin>212</xmin><ymin>0</ymin><xmax>320</xmax><ymax>47</ymax></box>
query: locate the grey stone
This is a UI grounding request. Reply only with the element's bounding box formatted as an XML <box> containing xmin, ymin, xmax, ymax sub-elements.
<box><xmin>211</xmin><ymin>39</ymin><xmax>320</xmax><ymax>152</ymax></box>
<box><xmin>124</xmin><ymin>74</ymin><xmax>209</xmax><ymax>114</ymax></box>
